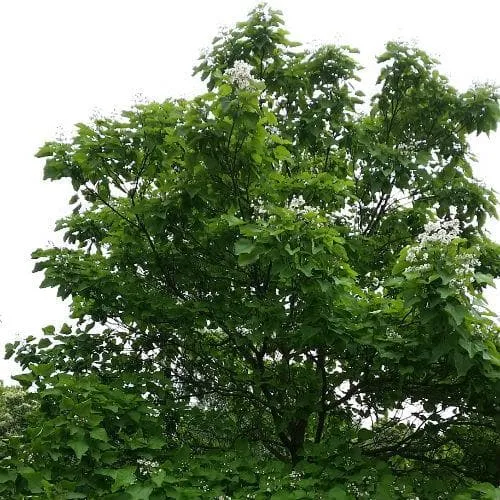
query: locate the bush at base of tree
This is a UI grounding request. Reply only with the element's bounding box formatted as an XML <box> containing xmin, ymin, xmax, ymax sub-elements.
<box><xmin>2</xmin><ymin>4</ymin><xmax>500</xmax><ymax>499</ymax></box>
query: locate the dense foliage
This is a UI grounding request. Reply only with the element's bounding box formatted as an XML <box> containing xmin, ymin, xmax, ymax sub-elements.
<box><xmin>2</xmin><ymin>5</ymin><xmax>500</xmax><ymax>498</ymax></box>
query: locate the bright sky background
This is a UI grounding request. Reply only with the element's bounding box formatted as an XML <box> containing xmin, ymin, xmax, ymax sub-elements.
<box><xmin>1</xmin><ymin>0</ymin><xmax>499</xmax><ymax>383</ymax></box>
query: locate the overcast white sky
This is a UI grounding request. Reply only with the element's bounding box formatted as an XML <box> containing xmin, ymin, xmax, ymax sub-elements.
<box><xmin>1</xmin><ymin>0</ymin><xmax>499</xmax><ymax>383</ymax></box>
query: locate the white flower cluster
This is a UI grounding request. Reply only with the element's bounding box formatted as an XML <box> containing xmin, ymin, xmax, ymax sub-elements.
<box><xmin>404</xmin><ymin>218</ymin><xmax>480</xmax><ymax>292</ymax></box>
<box><xmin>200</xmin><ymin>47</ymin><xmax>215</xmax><ymax>66</ymax></box>
<box><xmin>394</xmin><ymin>482</ymin><xmax>420</xmax><ymax>498</ymax></box>
<box><xmin>287</xmin><ymin>195</ymin><xmax>342</xmax><ymax>230</ymax></box>
<box><xmin>270</xmin><ymin>94</ymin><xmax>289</xmax><ymax>117</ymax></box>
<box><xmin>448</xmin><ymin>252</ymin><xmax>480</xmax><ymax>292</ymax></box>
<box><xmin>406</xmin><ymin>263</ymin><xmax>431</xmax><ymax>274</ymax></box>
<box><xmin>263</xmin><ymin>351</ymin><xmax>283</xmax><ymax>363</ymax></box>
<box><xmin>288</xmin><ymin>470</ymin><xmax>303</xmax><ymax>488</ymax></box>
<box><xmin>225</xmin><ymin>60</ymin><xmax>257</xmax><ymax>89</ymax></box>
<box><xmin>214</xmin><ymin>25</ymin><xmax>231</xmax><ymax>47</ymax></box>
<box><xmin>347</xmin><ymin>477</ymin><xmax>375</xmax><ymax>499</ymax></box>
<box><xmin>386</xmin><ymin>328</ymin><xmax>402</xmax><ymax>340</ymax></box>
<box><xmin>288</xmin><ymin>194</ymin><xmax>320</xmax><ymax>216</ymax></box>
<box><xmin>137</xmin><ymin>458</ymin><xmax>159</xmax><ymax>474</ymax></box>
<box><xmin>249</xmin><ymin>193</ymin><xmax>345</xmax><ymax>230</ymax></box>
<box><xmin>407</xmin><ymin>219</ymin><xmax>461</xmax><ymax>265</ymax></box>
<box><xmin>456</xmin><ymin>252</ymin><xmax>480</xmax><ymax>276</ymax></box>
<box><xmin>264</xmin><ymin>124</ymin><xmax>281</xmax><ymax>136</ymax></box>
<box><xmin>276</xmin><ymin>95</ymin><xmax>287</xmax><ymax>107</ymax></box>
<box><xmin>197</xmin><ymin>325</ymin><xmax>224</xmax><ymax>335</ymax></box>
<box><xmin>250</xmin><ymin>197</ymin><xmax>267</xmax><ymax>216</ymax></box>
<box><xmin>256</xmin><ymin>4</ymin><xmax>273</xmax><ymax>23</ymax></box>
<box><xmin>471</xmin><ymin>322</ymin><xmax>498</xmax><ymax>341</ymax></box>
<box><xmin>236</xmin><ymin>326</ymin><xmax>252</xmax><ymax>336</ymax></box>
<box><xmin>417</xmin><ymin>219</ymin><xmax>460</xmax><ymax>246</ymax></box>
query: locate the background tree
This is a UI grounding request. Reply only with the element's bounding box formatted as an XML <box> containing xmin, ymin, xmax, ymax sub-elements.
<box><xmin>0</xmin><ymin>383</ymin><xmax>34</xmax><ymax>441</ymax></box>
<box><xmin>2</xmin><ymin>4</ymin><xmax>500</xmax><ymax>499</ymax></box>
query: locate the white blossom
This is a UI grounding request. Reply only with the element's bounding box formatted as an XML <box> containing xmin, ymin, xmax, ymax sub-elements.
<box><xmin>263</xmin><ymin>351</ymin><xmax>283</xmax><ymax>362</ymax></box>
<box><xmin>325</xmin><ymin>212</ymin><xmax>337</xmax><ymax>225</ymax></box>
<box><xmin>403</xmin><ymin>217</ymin><xmax>480</xmax><ymax>289</ymax></box>
<box><xmin>265</xmin><ymin>125</ymin><xmax>280</xmax><ymax>136</ymax></box>
<box><xmin>407</xmin><ymin>218</ymin><xmax>462</xmax><ymax>266</ymax></box>
<box><xmin>418</xmin><ymin>218</ymin><xmax>460</xmax><ymax>245</ymax></box>
<box><xmin>287</xmin><ymin>194</ymin><xmax>321</xmax><ymax>217</ymax></box>
<box><xmin>285</xmin><ymin>195</ymin><xmax>346</xmax><ymax>230</ymax></box>
<box><xmin>407</xmin><ymin>247</ymin><xmax>418</xmax><ymax>263</ymax></box>
<box><xmin>137</xmin><ymin>458</ymin><xmax>159</xmax><ymax>474</ymax></box>
<box><xmin>288</xmin><ymin>194</ymin><xmax>306</xmax><ymax>210</ymax></box>
<box><xmin>386</xmin><ymin>328</ymin><xmax>402</xmax><ymax>340</ymax></box>
<box><xmin>225</xmin><ymin>60</ymin><xmax>257</xmax><ymax>89</ymax></box>
<box><xmin>199</xmin><ymin>47</ymin><xmax>215</xmax><ymax>66</ymax></box>
<box><xmin>255</xmin><ymin>4</ymin><xmax>273</xmax><ymax>23</ymax></box>
<box><xmin>406</xmin><ymin>263</ymin><xmax>432</xmax><ymax>273</ymax></box>
<box><xmin>250</xmin><ymin>197</ymin><xmax>267</xmax><ymax>217</ymax></box>
<box><xmin>276</xmin><ymin>95</ymin><xmax>287</xmax><ymax>106</ymax></box>
<box><xmin>214</xmin><ymin>25</ymin><xmax>231</xmax><ymax>47</ymax></box>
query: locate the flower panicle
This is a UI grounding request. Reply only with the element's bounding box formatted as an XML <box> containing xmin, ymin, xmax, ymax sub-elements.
<box><xmin>403</xmin><ymin>217</ymin><xmax>480</xmax><ymax>293</ymax></box>
<box><xmin>224</xmin><ymin>60</ymin><xmax>259</xmax><ymax>89</ymax></box>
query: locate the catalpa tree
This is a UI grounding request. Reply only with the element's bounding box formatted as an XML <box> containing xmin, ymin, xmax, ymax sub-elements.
<box><xmin>2</xmin><ymin>4</ymin><xmax>500</xmax><ymax>499</ymax></box>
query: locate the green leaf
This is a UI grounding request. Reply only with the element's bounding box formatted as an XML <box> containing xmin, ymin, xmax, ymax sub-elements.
<box><xmin>285</xmin><ymin>243</ymin><xmax>300</xmax><ymax>255</ymax></box>
<box><xmin>222</xmin><ymin>214</ymin><xmax>244</xmax><ymax>227</ymax></box>
<box><xmin>90</xmin><ymin>428</ymin><xmax>109</xmax><ymax>442</ymax></box>
<box><xmin>4</xmin><ymin>341</ymin><xmax>17</xmax><ymax>359</ymax></box>
<box><xmin>327</xmin><ymin>485</ymin><xmax>349</xmax><ymax>499</ymax></box>
<box><xmin>42</xmin><ymin>325</ymin><xmax>55</xmax><ymax>335</ymax></box>
<box><xmin>454</xmin><ymin>351</ymin><xmax>474</xmax><ymax>377</ymax></box>
<box><xmin>113</xmin><ymin>466</ymin><xmax>137</xmax><ymax>490</ymax></box>
<box><xmin>98</xmin><ymin>466</ymin><xmax>138</xmax><ymax>491</ymax></box>
<box><xmin>437</xmin><ymin>287</ymin><xmax>455</xmax><ymax>299</ymax></box>
<box><xmin>147</xmin><ymin>435</ymin><xmax>166</xmax><ymax>449</ymax></box>
<box><xmin>219</xmin><ymin>83</ymin><xmax>233</xmax><ymax>97</ymax></box>
<box><xmin>69</xmin><ymin>194</ymin><xmax>79</xmax><ymax>205</ymax></box>
<box><xmin>37</xmin><ymin>337</ymin><xmax>52</xmax><ymax>348</ymax></box>
<box><xmin>238</xmin><ymin>251</ymin><xmax>261</xmax><ymax>266</ymax></box>
<box><xmin>470</xmin><ymin>482</ymin><xmax>500</xmax><ymax>499</ymax></box>
<box><xmin>274</xmin><ymin>145</ymin><xmax>291</xmax><ymax>160</ymax></box>
<box><xmin>101</xmin><ymin>451</ymin><xmax>120</xmax><ymax>464</ymax></box>
<box><xmin>0</xmin><ymin>470</ymin><xmax>16</xmax><ymax>484</ymax></box>
<box><xmin>474</xmin><ymin>272</ymin><xmax>495</xmax><ymax>286</ymax></box>
<box><xmin>444</xmin><ymin>302</ymin><xmax>467</xmax><ymax>326</ymax></box>
<box><xmin>59</xmin><ymin>323</ymin><xmax>72</xmax><ymax>335</ymax></box>
<box><xmin>298</xmin><ymin>262</ymin><xmax>314</xmax><ymax>277</ymax></box>
<box><xmin>35</xmin><ymin>142</ymin><xmax>55</xmax><ymax>158</ymax></box>
<box><xmin>239</xmin><ymin>470</ymin><xmax>256</xmax><ymax>483</ymax></box>
<box><xmin>357</xmin><ymin>428</ymin><xmax>373</xmax><ymax>441</ymax></box>
<box><xmin>416</xmin><ymin>150</ymin><xmax>431</xmax><ymax>164</ymax></box>
<box><xmin>11</xmin><ymin>373</ymin><xmax>35</xmax><ymax>388</ymax></box>
<box><xmin>151</xmin><ymin>469</ymin><xmax>166</xmax><ymax>487</ymax></box>
<box><xmin>126</xmin><ymin>484</ymin><xmax>154</xmax><ymax>499</ymax></box>
<box><xmin>19</xmin><ymin>469</ymin><xmax>43</xmax><ymax>493</ymax></box>
<box><xmin>30</xmin><ymin>363</ymin><xmax>53</xmax><ymax>377</ymax></box>
<box><xmin>68</xmin><ymin>439</ymin><xmax>89</xmax><ymax>460</ymax></box>
<box><xmin>234</xmin><ymin>238</ymin><xmax>256</xmax><ymax>255</ymax></box>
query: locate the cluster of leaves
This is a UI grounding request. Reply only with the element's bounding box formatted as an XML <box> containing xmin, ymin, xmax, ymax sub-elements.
<box><xmin>2</xmin><ymin>4</ymin><xmax>500</xmax><ymax>498</ymax></box>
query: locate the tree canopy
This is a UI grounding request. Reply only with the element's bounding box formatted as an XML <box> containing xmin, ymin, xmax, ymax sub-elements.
<box><xmin>2</xmin><ymin>4</ymin><xmax>500</xmax><ymax>499</ymax></box>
